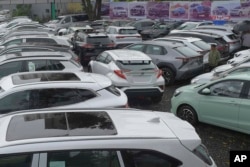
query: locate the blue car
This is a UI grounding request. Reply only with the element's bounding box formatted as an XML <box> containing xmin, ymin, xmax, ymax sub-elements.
<box><xmin>172</xmin><ymin>7</ymin><xmax>186</xmax><ymax>16</ymax></box>
<box><xmin>213</xmin><ymin>6</ymin><xmax>228</xmax><ymax>15</ymax></box>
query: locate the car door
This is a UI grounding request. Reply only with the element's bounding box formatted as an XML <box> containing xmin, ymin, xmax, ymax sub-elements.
<box><xmin>144</xmin><ymin>44</ymin><xmax>167</xmax><ymax>65</ymax></box>
<box><xmin>91</xmin><ymin>52</ymin><xmax>110</xmax><ymax>75</ymax></box>
<box><xmin>198</xmin><ymin>80</ymin><xmax>245</xmax><ymax>130</ymax></box>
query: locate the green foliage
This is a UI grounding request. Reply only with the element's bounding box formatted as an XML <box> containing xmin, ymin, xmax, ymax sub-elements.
<box><xmin>12</xmin><ymin>4</ymin><xmax>32</xmax><ymax>17</ymax></box>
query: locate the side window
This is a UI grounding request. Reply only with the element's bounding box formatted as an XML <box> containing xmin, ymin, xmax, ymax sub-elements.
<box><xmin>25</xmin><ymin>60</ymin><xmax>47</xmax><ymax>71</ymax></box>
<box><xmin>47</xmin><ymin>150</ymin><xmax>120</xmax><ymax>167</ymax></box>
<box><xmin>145</xmin><ymin>45</ymin><xmax>165</xmax><ymax>55</ymax></box>
<box><xmin>208</xmin><ymin>80</ymin><xmax>244</xmax><ymax>98</ymax></box>
<box><xmin>26</xmin><ymin>38</ymin><xmax>57</xmax><ymax>44</ymax></box>
<box><xmin>96</xmin><ymin>52</ymin><xmax>108</xmax><ymax>62</ymax></box>
<box><xmin>0</xmin><ymin>90</ymin><xmax>31</xmax><ymax>114</ymax></box>
<box><xmin>47</xmin><ymin>60</ymin><xmax>65</xmax><ymax>70</ymax></box>
<box><xmin>63</xmin><ymin>16</ymin><xmax>71</xmax><ymax>23</ymax></box>
<box><xmin>127</xmin><ymin>44</ymin><xmax>144</xmax><ymax>51</ymax></box>
<box><xmin>0</xmin><ymin>154</ymin><xmax>33</xmax><ymax>167</ymax></box>
<box><xmin>121</xmin><ymin>150</ymin><xmax>182</xmax><ymax>167</ymax></box>
<box><xmin>4</xmin><ymin>39</ymin><xmax>22</xmax><ymax>46</ymax></box>
<box><xmin>0</xmin><ymin>61</ymin><xmax>23</xmax><ymax>78</ymax></box>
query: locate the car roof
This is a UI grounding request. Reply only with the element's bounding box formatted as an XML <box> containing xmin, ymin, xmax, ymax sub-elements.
<box><xmin>108</xmin><ymin>26</ymin><xmax>136</xmax><ymax>30</ymax></box>
<box><xmin>69</xmin><ymin>26</ymin><xmax>93</xmax><ymax>31</ymax></box>
<box><xmin>170</xmin><ymin>31</ymin><xmax>222</xmax><ymax>38</ymax></box>
<box><xmin>191</xmin><ymin>29</ymin><xmax>233</xmax><ymax>35</ymax></box>
<box><xmin>142</xmin><ymin>40</ymin><xmax>185</xmax><ymax>47</ymax></box>
<box><xmin>0</xmin><ymin>55</ymin><xmax>70</xmax><ymax>63</ymax></box>
<box><xmin>4</xmin><ymin>34</ymin><xmax>53</xmax><ymax>41</ymax></box>
<box><xmin>0</xmin><ymin>108</ymin><xmax>200</xmax><ymax>151</ymax></box>
<box><xmin>106</xmin><ymin>49</ymin><xmax>151</xmax><ymax>61</ymax></box>
<box><xmin>156</xmin><ymin>37</ymin><xmax>202</xmax><ymax>42</ymax></box>
<box><xmin>224</xmin><ymin>73</ymin><xmax>250</xmax><ymax>80</ymax></box>
<box><xmin>0</xmin><ymin>71</ymin><xmax>111</xmax><ymax>91</ymax></box>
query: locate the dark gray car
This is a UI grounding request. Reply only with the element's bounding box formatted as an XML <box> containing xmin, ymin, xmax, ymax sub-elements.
<box><xmin>125</xmin><ymin>41</ymin><xmax>203</xmax><ymax>85</ymax></box>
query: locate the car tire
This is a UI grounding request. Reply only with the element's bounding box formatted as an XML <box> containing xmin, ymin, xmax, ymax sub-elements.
<box><xmin>151</xmin><ymin>95</ymin><xmax>162</xmax><ymax>103</ymax></box>
<box><xmin>177</xmin><ymin>105</ymin><xmax>198</xmax><ymax>125</ymax></box>
<box><xmin>160</xmin><ymin>67</ymin><xmax>175</xmax><ymax>85</ymax></box>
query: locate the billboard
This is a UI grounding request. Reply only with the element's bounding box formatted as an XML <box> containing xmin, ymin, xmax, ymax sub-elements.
<box><xmin>128</xmin><ymin>2</ymin><xmax>147</xmax><ymax>19</ymax></box>
<box><xmin>146</xmin><ymin>2</ymin><xmax>170</xmax><ymax>20</ymax></box>
<box><xmin>169</xmin><ymin>1</ymin><xmax>189</xmax><ymax>20</ymax></box>
<box><xmin>110</xmin><ymin>2</ymin><xmax>128</xmax><ymax>19</ymax></box>
<box><xmin>189</xmin><ymin>1</ymin><xmax>211</xmax><ymax>20</ymax></box>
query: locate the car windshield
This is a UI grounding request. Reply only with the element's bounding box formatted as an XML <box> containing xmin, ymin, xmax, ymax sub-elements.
<box><xmin>116</xmin><ymin>60</ymin><xmax>156</xmax><ymax>71</ymax></box>
<box><xmin>174</xmin><ymin>46</ymin><xmax>200</xmax><ymax>57</ymax></box>
<box><xmin>119</xmin><ymin>29</ymin><xmax>138</xmax><ymax>34</ymax></box>
<box><xmin>191</xmin><ymin>40</ymin><xmax>210</xmax><ymax>50</ymax></box>
<box><xmin>87</xmin><ymin>36</ymin><xmax>111</xmax><ymax>44</ymax></box>
<box><xmin>54</xmin><ymin>17</ymin><xmax>64</xmax><ymax>23</ymax></box>
<box><xmin>176</xmin><ymin>23</ymin><xmax>198</xmax><ymax>30</ymax></box>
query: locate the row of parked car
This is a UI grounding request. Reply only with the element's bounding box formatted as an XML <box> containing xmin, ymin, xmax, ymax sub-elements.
<box><xmin>0</xmin><ymin>16</ymin><xmax>218</xmax><ymax>167</ymax></box>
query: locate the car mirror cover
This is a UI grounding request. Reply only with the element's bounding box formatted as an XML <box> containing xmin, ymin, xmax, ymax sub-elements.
<box><xmin>201</xmin><ymin>88</ymin><xmax>211</xmax><ymax>95</ymax></box>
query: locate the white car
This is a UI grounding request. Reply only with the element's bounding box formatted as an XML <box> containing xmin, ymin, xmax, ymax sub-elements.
<box><xmin>233</xmin><ymin>48</ymin><xmax>250</xmax><ymax>58</ymax></box>
<box><xmin>230</xmin><ymin>6</ymin><xmax>250</xmax><ymax>16</ymax></box>
<box><xmin>153</xmin><ymin>37</ymin><xmax>210</xmax><ymax>64</ymax></box>
<box><xmin>88</xmin><ymin>49</ymin><xmax>165</xmax><ymax>103</ymax></box>
<box><xmin>113</xmin><ymin>6</ymin><xmax>127</xmax><ymax>16</ymax></box>
<box><xmin>106</xmin><ymin>26</ymin><xmax>142</xmax><ymax>48</ymax></box>
<box><xmin>191</xmin><ymin>62</ymin><xmax>250</xmax><ymax>84</ymax></box>
<box><xmin>0</xmin><ymin>108</ymin><xmax>217</xmax><ymax>167</ymax></box>
<box><xmin>170</xmin><ymin>21</ymin><xmax>213</xmax><ymax>34</ymax></box>
<box><xmin>58</xmin><ymin>26</ymin><xmax>93</xmax><ymax>41</ymax></box>
<box><xmin>195</xmin><ymin>25</ymin><xmax>236</xmax><ymax>35</ymax></box>
<box><xmin>0</xmin><ymin>71</ymin><xmax>128</xmax><ymax>114</ymax></box>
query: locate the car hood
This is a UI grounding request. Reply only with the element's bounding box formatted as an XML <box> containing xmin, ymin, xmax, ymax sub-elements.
<box><xmin>213</xmin><ymin>64</ymin><xmax>233</xmax><ymax>73</ymax></box>
<box><xmin>191</xmin><ymin>72</ymin><xmax>214</xmax><ymax>84</ymax></box>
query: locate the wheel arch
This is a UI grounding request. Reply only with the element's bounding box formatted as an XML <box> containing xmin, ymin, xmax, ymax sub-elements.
<box><xmin>177</xmin><ymin>103</ymin><xmax>199</xmax><ymax>121</ymax></box>
<box><xmin>157</xmin><ymin>62</ymin><xmax>177</xmax><ymax>76</ymax></box>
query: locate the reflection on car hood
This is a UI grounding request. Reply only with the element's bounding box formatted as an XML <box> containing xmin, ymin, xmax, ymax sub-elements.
<box><xmin>213</xmin><ymin>64</ymin><xmax>233</xmax><ymax>73</ymax></box>
<box><xmin>192</xmin><ymin>72</ymin><xmax>214</xmax><ymax>84</ymax></box>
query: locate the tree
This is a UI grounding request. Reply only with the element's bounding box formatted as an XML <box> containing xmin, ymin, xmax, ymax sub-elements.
<box><xmin>81</xmin><ymin>0</ymin><xmax>102</xmax><ymax>21</ymax></box>
<box><xmin>12</xmin><ymin>4</ymin><xmax>32</xmax><ymax>17</ymax></box>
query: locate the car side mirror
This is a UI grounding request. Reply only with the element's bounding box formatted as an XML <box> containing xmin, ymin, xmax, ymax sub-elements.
<box><xmin>201</xmin><ymin>88</ymin><xmax>211</xmax><ymax>95</ymax></box>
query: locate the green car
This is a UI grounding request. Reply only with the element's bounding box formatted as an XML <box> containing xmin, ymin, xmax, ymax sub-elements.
<box><xmin>171</xmin><ymin>73</ymin><xmax>250</xmax><ymax>134</ymax></box>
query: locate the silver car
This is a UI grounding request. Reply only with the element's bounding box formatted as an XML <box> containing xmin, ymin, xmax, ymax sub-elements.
<box><xmin>88</xmin><ymin>49</ymin><xmax>165</xmax><ymax>103</ymax></box>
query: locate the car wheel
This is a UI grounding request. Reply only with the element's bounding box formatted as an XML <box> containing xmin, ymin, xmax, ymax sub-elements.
<box><xmin>177</xmin><ymin>105</ymin><xmax>198</xmax><ymax>125</ymax></box>
<box><xmin>160</xmin><ymin>67</ymin><xmax>175</xmax><ymax>85</ymax></box>
<box><xmin>151</xmin><ymin>95</ymin><xmax>162</xmax><ymax>103</ymax></box>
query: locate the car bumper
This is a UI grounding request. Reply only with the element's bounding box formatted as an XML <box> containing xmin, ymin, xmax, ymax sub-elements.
<box><xmin>176</xmin><ymin>65</ymin><xmax>204</xmax><ymax>80</ymax></box>
<box><xmin>120</xmin><ymin>87</ymin><xmax>164</xmax><ymax>97</ymax></box>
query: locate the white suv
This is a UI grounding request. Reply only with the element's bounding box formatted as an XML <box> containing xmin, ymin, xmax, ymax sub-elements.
<box><xmin>0</xmin><ymin>108</ymin><xmax>217</xmax><ymax>167</ymax></box>
<box><xmin>88</xmin><ymin>49</ymin><xmax>165</xmax><ymax>103</ymax></box>
<box><xmin>106</xmin><ymin>26</ymin><xmax>142</xmax><ymax>48</ymax></box>
<box><xmin>0</xmin><ymin>71</ymin><xmax>128</xmax><ymax>114</ymax></box>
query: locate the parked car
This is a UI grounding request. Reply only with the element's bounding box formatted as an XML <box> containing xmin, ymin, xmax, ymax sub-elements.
<box><xmin>88</xmin><ymin>49</ymin><xmax>165</xmax><ymax>102</ymax></box>
<box><xmin>0</xmin><ymin>71</ymin><xmax>128</xmax><ymax>114</ymax></box>
<box><xmin>212</xmin><ymin>6</ymin><xmax>228</xmax><ymax>15</ymax></box>
<box><xmin>195</xmin><ymin>25</ymin><xmax>238</xmax><ymax>35</ymax></box>
<box><xmin>190</xmin><ymin>4</ymin><xmax>211</xmax><ymax>18</ymax></box>
<box><xmin>140</xmin><ymin>24</ymin><xmax>170</xmax><ymax>40</ymax></box>
<box><xmin>109</xmin><ymin>19</ymin><xmax>131</xmax><ymax>27</ymax></box>
<box><xmin>126</xmin><ymin>19</ymin><xmax>155</xmax><ymax>34</ymax></box>
<box><xmin>170</xmin><ymin>21</ymin><xmax>213</xmax><ymax>34</ymax></box>
<box><xmin>191</xmin><ymin>62</ymin><xmax>250</xmax><ymax>84</ymax></box>
<box><xmin>148</xmin><ymin>2</ymin><xmax>169</xmax><ymax>17</ymax></box>
<box><xmin>153</xmin><ymin>37</ymin><xmax>210</xmax><ymax>65</ymax></box>
<box><xmin>106</xmin><ymin>26</ymin><xmax>142</xmax><ymax>48</ymax></box>
<box><xmin>0</xmin><ymin>53</ymin><xmax>83</xmax><ymax>79</ymax></box>
<box><xmin>44</xmin><ymin>14</ymin><xmax>89</xmax><ymax>32</ymax></box>
<box><xmin>168</xmin><ymin>31</ymin><xmax>230</xmax><ymax>62</ymax></box>
<box><xmin>171</xmin><ymin>73</ymin><xmax>250</xmax><ymax>134</ymax></box>
<box><xmin>191</xmin><ymin>29</ymin><xmax>241</xmax><ymax>54</ymax></box>
<box><xmin>172</xmin><ymin>7</ymin><xmax>186</xmax><ymax>16</ymax></box>
<box><xmin>0</xmin><ymin>108</ymin><xmax>217</xmax><ymax>167</ymax></box>
<box><xmin>230</xmin><ymin>6</ymin><xmax>250</xmax><ymax>16</ymax></box>
<box><xmin>125</xmin><ymin>41</ymin><xmax>203</xmax><ymax>85</ymax></box>
<box><xmin>130</xmin><ymin>5</ymin><xmax>145</xmax><ymax>16</ymax></box>
<box><xmin>112</xmin><ymin>6</ymin><xmax>127</xmax><ymax>17</ymax></box>
<box><xmin>233</xmin><ymin>48</ymin><xmax>250</xmax><ymax>58</ymax></box>
<box><xmin>71</xmin><ymin>31</ymin><xmax>115</xmax><ymax>65</ymax></box>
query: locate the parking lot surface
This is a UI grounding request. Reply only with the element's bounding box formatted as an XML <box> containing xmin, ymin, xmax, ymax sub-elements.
<box><xmin>129</xmin><ymin>81</ymin><xmax>250</xmax><ymax>167</ymax></box>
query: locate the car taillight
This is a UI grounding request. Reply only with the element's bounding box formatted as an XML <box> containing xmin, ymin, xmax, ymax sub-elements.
<box><xmin>155</xmin><ymin>69</ymin><xmax>162</xmax><ymax>78</ymax></box>
<box><xmin>125</xmin><ymin>102</ymin><xmax>130</xmax><ymax>108</ymax></box>
<box><xmin>83</xmin><ymin>44</ymin><xmax>94</xmax><ymax>48</ymax></box>
<box><xmin>136</xmin><ymin>35</ymin><xmax>142</xmax><ymax>38</ymax></box>
<box><xmin>114</xmin><ymin>70</ymin><xmax>126</xmax><ymax>79</ymax></box>
<box><xmin>217</xmin><ymin>45</ymin><xmax>224</xmax><ymax>50</ymax></box>
<box><xmin>159</xmin><ymin>85</ymin><xmax>165</xmax><ymax>91</ymax></box>
<box><xmin>176</xmin><ymin>57</ymin><xmax>189</xmax><ymax>63</ymax></box>
<box><xmin>107</xmin><ymin>43</ymin><xmax>115</xmax><ymax>47</ymax></box>
<box><xmin>74</xmin><ymin>57</ymin><xmax>80</xmax><ymax>63</ymax></box>
<box><xmin>116</xmin><ymin>36</ymin><xmax>125</xmax><ymax>39</ymax></box>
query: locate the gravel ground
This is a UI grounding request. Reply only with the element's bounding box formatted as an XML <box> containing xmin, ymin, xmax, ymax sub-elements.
<box><xmin>128</xmin><ymin>82</ymin><xmax>250</xmax><ymax>167</ymax></box>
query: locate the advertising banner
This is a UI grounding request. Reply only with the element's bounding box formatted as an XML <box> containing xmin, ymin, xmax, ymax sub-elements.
<box><xmin>101</xmin><ymin>2</ymin><xmax>110</xmax><ymax>16</ymax></box>
<box><xmin>189</xmin><ymin>1</ymin><xmax>211</xmax><ymax>20</ymax></box>
<box><xmin>230</xmin><ymin>0</ymin><xmax>249</xmax><ymax>21</ymax></box>
<box><xmin>146</xmin><ymin>2</ymin><xmax>169</xmax><ymax>20</ymax></box>
<box><xmin>110</xmin><ymin>2</ymin><xmax>128</xmax><ymax>19</ymax></box>
<box><xmin>128</xmin><ymin>2</ymin><xmax>147</xmax><ymax>19</ymax></box>
<box><xmin>170</xmin><ymin>1</ymin><xmax>189</xmax><ymax>20</ymax></box>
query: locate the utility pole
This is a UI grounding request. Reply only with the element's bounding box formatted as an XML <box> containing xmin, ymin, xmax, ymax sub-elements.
<box><xmin>51</xmin><ymin>0</ymin><xmax>56</xmax><ymax>19</ymax></box>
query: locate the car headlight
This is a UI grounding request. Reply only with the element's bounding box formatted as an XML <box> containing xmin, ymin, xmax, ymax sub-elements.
<box><xmin>173</xmin><ymin>90</ymin><xmax>182</xmax><ymax>97</ymax></box>
<box><xmin>191</xmin><ymin>78</ymin><xmax>199</xmax><ymax>84</ymax></box>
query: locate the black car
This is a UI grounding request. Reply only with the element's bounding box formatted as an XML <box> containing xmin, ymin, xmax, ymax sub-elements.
<box><xmin>72</xmin><ymin>32</ymin><xmax>115</xmax><ymax>65</ymax></box>
<box><xmin>140</xmin><ymin>24</ymin><xmax>170</xmax><ymax>40</ymax></box>
<box><xmin>168</xmin><ymin>31</ymin><xmax>230</xmax><ymax>63</ymax></box>
<box><xmin>126</xmin><ymin>19</ymin><xmax>155</xmax><ymax>34</ymax></box>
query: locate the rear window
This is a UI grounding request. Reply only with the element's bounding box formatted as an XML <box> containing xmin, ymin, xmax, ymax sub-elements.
<box><xmin>72</xmin><ymin>15</ymin><xmax>88</xmax><ymax>22</ymax></box>
<box><xmin>215</xmin><ymin>37</ymin><xmax>227</xmax><ymax>44</ymax></box>
<box><xmin>116</xmin><ymin>60</ymin><xmax>156</xmax><ymax>71</ymax></box>
<box><xmin>191</xmin><ymin>40</ymin><xmax>210</xmax><ymax>50</ymax></box>
<box><xmin>119</xmin><ymin>29</ymin><xmax>138</xmax><ymax>34</ymax></box>
<box><xmin>87</xmin><ymin>37</ymin><xmax>111</xmax><ymax>44</ymax></box>
<box><xmin>227</xmin><ymin>34</ymin><xmax>238</xmax><ymax>40</ymax></box>
<box><xmin>174</xmin><ymin>46</ymin><xmax>200</xmax><ymax>57</ymax></box>
<box><xmin>6</xmin><ymin>112</ymin><xmax>117</xmax><ymax>141</ymax></box>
